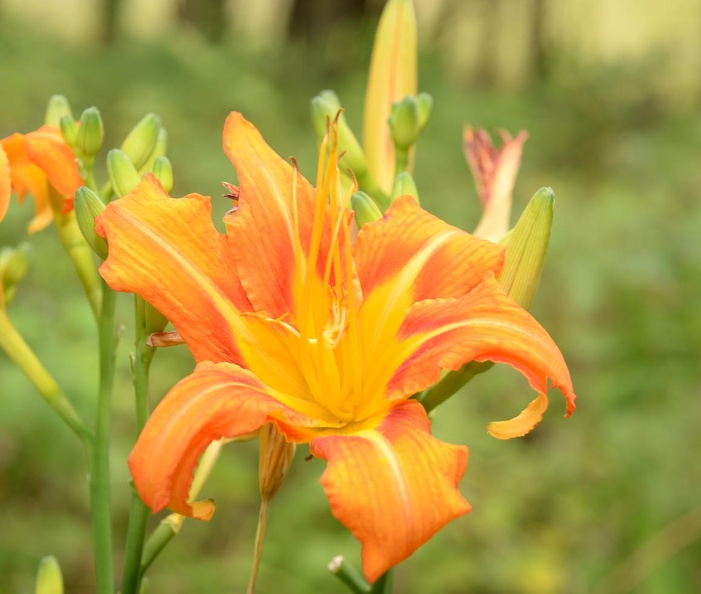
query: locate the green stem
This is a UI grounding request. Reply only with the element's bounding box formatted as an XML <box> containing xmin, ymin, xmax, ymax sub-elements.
<box><xmin>328</xmin><ymin>556</ymin><xmax>371</xmax><ymax>594</ymax></box>
<box><xmin>418</xmin><ymin>362</ymin><xmax>494</xmax><ymax>413</ymax></box>
<box><xmin>0</xmin><ymin>308</ymin><xmax>93</xmax><ymax>446</ymax></box>
<box><xmin>140</xmin><ymin>514</ymin><xmax>183</xmax><ymax>575</ymax></box>
<box><xmin>91</xmin><ymin>278</ymin><xmax>117</xmax><ymax>594</ymax></box>
<box><xmin>121</xmin><ymin>309</ymin><xmax>156</xmax><ymax>594</ymax></box>
<box><xmin>369</xmin><ymin>569</ymin><xmax>394</xmax><ymax>594</ymax></box>
<box><xmin>394</xmin><ymin>148</ymin><xmax>410</xmax><ymax>177</ymax></box>
<box><xmin>50</xmin><ymin>188</ymin><xmax>102</xmax><ymax>319</ymax></box>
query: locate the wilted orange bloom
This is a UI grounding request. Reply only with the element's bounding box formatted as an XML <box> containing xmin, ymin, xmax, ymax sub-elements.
<box><xmin>0</xmin><ymin>126</ymin><xmax>83</xmax><ymax>233</ymax></box>
<box><xmin>96</xmin><ymin>113</ymin><xmax>575</xmax><ymax>582</ymax></box>
<box><xmin>464</xmin><ymin>127</ymin><xmax>528</xmax><ymax>242</ymax></box>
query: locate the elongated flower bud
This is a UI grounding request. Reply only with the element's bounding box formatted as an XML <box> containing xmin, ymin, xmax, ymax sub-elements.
<box><xmin>391</xmin><ymin>171</ymin><xmax>419</xmax><ymax>203</ymax></box>
<box><xmin>389</xmin><ymin>96</ymin><xmax>420</xmax><ymax>152</ymax></box>
<box><xmin>74</xmin><ymin>187</ymin><xmax>108</xmax><ymax>259</ymax></box>
<box><xmin>107</xmin><ymin>149</ymin><xmax>140</xmax><ymax>198</ymax></box>
<box><xmin>363</xmin><ymin>0</ymin><xmax>417</xmax><ymax>194</ymax></box>
<box><xmin>35</xmin><ymin>556</ymin><xmax>64</xmax><ymax>594</ymax></box>
<box><xmin>77</xmin><ymin>107</ymin><xmax>104</xmax><ymax>158</ymax></box>
<box><xmin>351</xmin><ymin>191</ymin><xmax>383</xmax><ymax>228</ymax></box>
<box><xmin>258</xmin><ymin>423</ymin><xmax>295</xmax><ymax>500</ymax></box>
<box><xmin>139</xmin><ymin>127</ymin><xmax>168</xmax><ymax>174</ymax></box>
<box><xmin>152</xmin><ymin>156</ymin><xmax>173</xmax><ymax>193</ymax></box>
<box><xmin>497</xmin><ymin>187</ymin><xmax>554</xmax><ymax>310</ymax></box>
<box><xmin>59</xmin><ymin>115</ymin><xmax>79</xmax><ymax>148</ymax></box>
<box><xmin>0</xmin><ymin>243</ymin><xmax>30</xmax><ymax>306</ymax></box>
<box><xmin>45</xmin><ymin>95</ymin><xmax>73</xmax><ymax>127</ymax></box>
<box><xmin>121</xmin><ymin>113</ymin><xmax>162</xmax><ymax>170</ymax></box>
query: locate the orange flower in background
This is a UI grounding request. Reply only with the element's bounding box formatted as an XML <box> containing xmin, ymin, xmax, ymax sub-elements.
<box><xmin>0</xmin><ymin>126</ymin><xmax>83</xmax><ymax>233</ymax></box>
<box><xmin>96</xmin><ymin>113</ymin><xmax>575</xmax><ymax>582</ymax></box>
<box><xmin>464</xmin><ymin>127</ymin><xmax>528</xmax><ymax>242</ymax></box>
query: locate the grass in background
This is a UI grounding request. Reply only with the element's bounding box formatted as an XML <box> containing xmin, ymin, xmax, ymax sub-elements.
<box><xmin>1</xmin><ymin>15</ymin><xmax>701</xmax><ymax>594</ymax></box>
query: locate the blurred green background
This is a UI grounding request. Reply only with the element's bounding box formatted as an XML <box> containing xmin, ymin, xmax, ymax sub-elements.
<box><xmin>1</xmin><ymin>0</ymin><xmax>701</xmax><ymax>592</ymax></box>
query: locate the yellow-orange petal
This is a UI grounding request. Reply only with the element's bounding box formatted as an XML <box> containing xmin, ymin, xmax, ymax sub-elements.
<box><xmin>129</xmin><ymin>361</ymin><xmax>283</xmax><ymax>519</ymax></box>
<box><xmin>23</xmin><ymin>126</ymin><xmax>83</xmax><ymax>201</ymax></box>
<box><xmin>223</xmin><ymin>113</ymin><xmax>320</xmax><ymax>320</ymax></box>
<box><xmin>388</xmin><ymin>273</ymin><xmax>575</xmax><ymax>431</ymax></box>
<box><xmin>354</xmin><ymin>196</ymin><xmax>504</xmax><ymax>302</ymax></box>
<box><xmin>0</xmin><ymin>144</ymin><xmax>10</xmax><ymax>222</ymax></box>
<box><xmin>97</xmin><ymin>175</ymin><xmax>252</xmax><ymax>365</ymax></box>
<box><xmin>310</xmin><ymin>400</ymin><xmax>470</xmax><ymax>583</ymax></box>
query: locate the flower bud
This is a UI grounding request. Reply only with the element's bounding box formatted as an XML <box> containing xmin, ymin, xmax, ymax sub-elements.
<box><xmin>497</xmin><ymin>187</ymin><xmax>554</xmax><ymax>310</ymax></box>
<box><xmin>363</xmin><ymin>0</ymin><xmax>417</xmax><ymax>194</ymax></box>
<box><xmin>311</xmin><ymin>91</ymin><xmax>369</xmax><ymax>178</ymax></box>
<box><xmin>45</xmin><ymin>95</ymin><xmax>72</xmax><ymax>127</ymax></box>
<box><xmin>351</xmin><ymin>191</ymin><xmax>383</xmax><ymax>228</ymax></box>
<box><xmin>74</xmin><ymin>187</ymin><xmax>108</xmax><ymax>260</ymax></box>
<box><xmin>77</xmin><ymin>107</ymin><xmax>104</xmax><ymax>158</ymax></box>
<box><xmin>416</xmin><ymin>92</ymin><xmax>433</xmax><ymax>130</ymax></box>
<box><xmin>389</xmin><ymin>96</ymin><xmax>420</xmax><ymax>152</ymax></box>
<box><xmin>121</xmin><ymin>113</ymin><xmax>162</xmax><ymax>170</ymax></box>
<box><xmin>59</xmin><ymin>115</ymin><xmax>79</xmax><ymax>148</ymax></box>
<box><xmin>391</xmin><ymin>171</ymin><xmax>419</xmax><ymax>203</ymax></box>
<box><xmin>258</xmin><ymin>423</ymin><xmax>295</xmax><ymax>500</ymax></box>
<box><xmin>107</xmin><ymin>149</ymin><xmax>141</xmax><ymax>198</ymax></box>
<box><xmin>35</xmin><ymin>555</ymin><xmax>63</xmax><ymax>594</ymax></box>
<box><xmin>0</xmin><ymin>243</ymin><xmax>30</xmax><ymax>306</ymax></box>
<box><xmin>152</xmin><ymin>156</ymin><xmax>173</xmax><ymax>193</ymax></box>
<box><xmin>139</xmin><ymin>127</ymin><xmax>168</xmax><ymax>174</ymax></box>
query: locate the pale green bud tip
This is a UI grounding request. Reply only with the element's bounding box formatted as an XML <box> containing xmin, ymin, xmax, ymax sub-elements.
<box><xmin>59</xmin><ymin>115</ymin><xmax>79</xmax><ymax>147</ymax></box>
<box><xmin>351</xmin><ymin>191</ymin><xmax>383</xmax><ymax>228</ymax></box>
<box><xmin>107</xmin><ymin>149</ymin><xmax>141</xmax><ymax>198</ymax></box>
<box><xmin>45</xmin><ymin>95</ymin><xmax>72</xmax><ymax>127</ymax></box>
<box><xmin>75</xmin><ymin>187</ymin><xmax>108</xmax><ymax>260</ymax></box>
<box><xmin>416</xmin><ymin>93</ymin><xmax>433</xmax><ymax>130</ymax></box>
<box><xmin>122</xmin><ymin>113</ymin><xmax>162</xmax><ymax>170</ymax></box>
<box><xmin>391</xmin><ymin>171</ymin><xmax>419</xmax><ymax>203</ymax></box>
<box><xmin>152</xmin><ymin>156</ymin><xmax>173</xmax><ymax>193</ymax></box>
<box><xmin>35</xmin><ymin>555</ymin><xmax>64</xmax><ymax>594</ymax></box>
<box><xmin>389</xmin><ymin>96</ymin><xmax>420</xmax><ymax>151</ymax></box>
<box><xmin>310</xmin><ymin>90</ymin><xmax>342</xmax><ymax>140</ymax></box>
<box><xmin>77</xmin><ymin>107</ymin><xmax>104</xmax><ymax>157</ymax></box>
<box><xmin>498</xmin><ymin>187</ymin><xmax>554</xmax><ymax>310</ymax></box>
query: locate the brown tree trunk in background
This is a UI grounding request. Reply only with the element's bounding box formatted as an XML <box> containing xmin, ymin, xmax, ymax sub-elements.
<box><xmin>100</xmin><ymin>0</ymin><xmax>121</xmax><ymax>45</ymax></box>
<box><xmin>531</xmin><ymin>0</ymin><xmax>549</xmax><ymax>80</ymax></box>
<box><xmin>288</xmin><ymin>0</ymin><xmax>372</xmax><ymax>42</ymax></box>
<box><xmin>178</xmin><ymin>0</ymin><xmax>228</xmax><ymax>44</ymax></box>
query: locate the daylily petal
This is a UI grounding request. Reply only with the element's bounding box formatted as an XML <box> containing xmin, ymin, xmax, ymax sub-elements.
<box><xmin>354</xmin><ymin>196</ymin><xmax>504</xmax><ymax>369</ymax></box>
<box><xmin>96</xmin><ymin>175</ymin><xmax>253</xmax><ymax>365</ymax></box>
<box><xmin>387</xmin><ymin>273</ymin><xmax>576</xmax><ymax>433</ymax></box>
<box><xmin>24</xmin><ymin>125</ymin><xmax>83</xmax><ymax>213</ymax></box>
<box><xmin>223</xmin><ymin>112</ymin><xmax>332</xmax><ymax>321</ymax></box>
<box><xmin>1</xmin><ymin>133</ymin><xmax>53</xmax><ymax>232</ymax></box>
<box><xmin>129</xmin><ymin>361</ymin><xmax>284</xmax><ymax>519</ymax></box>
<box><xmin>0</xmin><ymin>145</ymin><xmax>10</xmax><ymax>222</ymax></box>
<box><xmin>354</xmin><ymin>196</ymin><xmax>504</xmax><ymax>302</ymax></box>
<box><xmin>310</xmin><ymin>400</ymin><xmax>469</xmax><ymax>583</ymax></box>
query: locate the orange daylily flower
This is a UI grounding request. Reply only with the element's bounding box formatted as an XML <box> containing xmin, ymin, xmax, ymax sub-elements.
<box><xmin>464</xmin><ymin>127</ymin><xmax>528</xmax><ymax>242</ymax></box>
<box><xmin>96</xmin><ymin>113</ymin><xmax>575</xmax><ymax>582</ymax></box>
<box><xmin>0</xmin><ymin>126</ymin><xmax>83</xmax><ymax>233</ymax></box>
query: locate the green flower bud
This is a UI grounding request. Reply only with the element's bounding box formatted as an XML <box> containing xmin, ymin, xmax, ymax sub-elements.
<box><xmin>59</xmin><ymin>115</ymin><xmax>79</xmax><ymax>148</ymax></box>
<box><xmin>388</xmin><ymin>96</ymin><xmax>420</xmax><ymax>152</ymax></box>
<box><xmin>391</xmin><ymin>171</ymin><xmax>419</xmax><ymax>203</ymax></box>
<box><xmin>0</xmin><ymin>243</ymin><xmax>30</xmax><ymax>289</ymax></box>
<box><xmin>45</xmin><ymin>95</ymin><xmax>72</xmax><ymax>127</ymax></box>
<box><xmin>498</xmin><ymin>187</ymin><xmax>554</xmax><ymax>310</ymax></box>
<box><xmin>121</xmin><ymin>113</ymin><xmax>162</xmax><ymax>170</ymax></box>
<box><xmin>139</xmin><ymin>127</ymin><xmax>168</xmax><ymax>174</ymax></box>
<box><xmin>77</xmin><ymin>107</ymin><xmax>104</xmax><ymax>157</ymax></box>
<box><xmin>107</xmin><ymin>149</ymin><xmax>141</xmax><ymax>198</ymax></box>
<box><xmin>152</xmin><ymin>156</ymin><xmax>173</xmax><ymax>193</ymax></box>
<box><xmin>311</xmin><ymin>90</ymin><xmax>369</xmax><ymax>177</ymax></box>
<box><xmin>74</xmin><ymin>187</ymin><xmax>108</xmax><ymax>260</ymax></box>
<box><xmin>416</xmin><ymin>92</ymin><xmax>433</xmax><ymax>130</ymax></box>
<box><xmin>35</xmin><ymin>555</ymin><xmax>63</xmax><ymax>594</ymax></box>
<box><xmin>351</xmin><ymin>191</ymin><xmax>383</xmax><ymax>228</ymax></box>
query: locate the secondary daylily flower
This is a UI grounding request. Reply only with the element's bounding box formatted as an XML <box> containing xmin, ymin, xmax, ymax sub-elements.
<box><xmin>464</xmin><ymin>126</ymin><xmax>528</xmax><ymax>242</ymax></box>
<box><xmin>96</xmin><ymin>113</ymin><xmax>575</xmax><ymax>582</ymax></box>
<box><xmin>0</xmin><ymin>126</ymin><xmax>83</xmax><ymax>233</ymax></box>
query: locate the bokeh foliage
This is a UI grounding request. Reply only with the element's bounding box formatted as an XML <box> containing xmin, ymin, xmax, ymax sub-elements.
<box><xmin>1</xmin><ymin>3</ymin><xmax>701</xmax><ymax>593</ymax></box>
